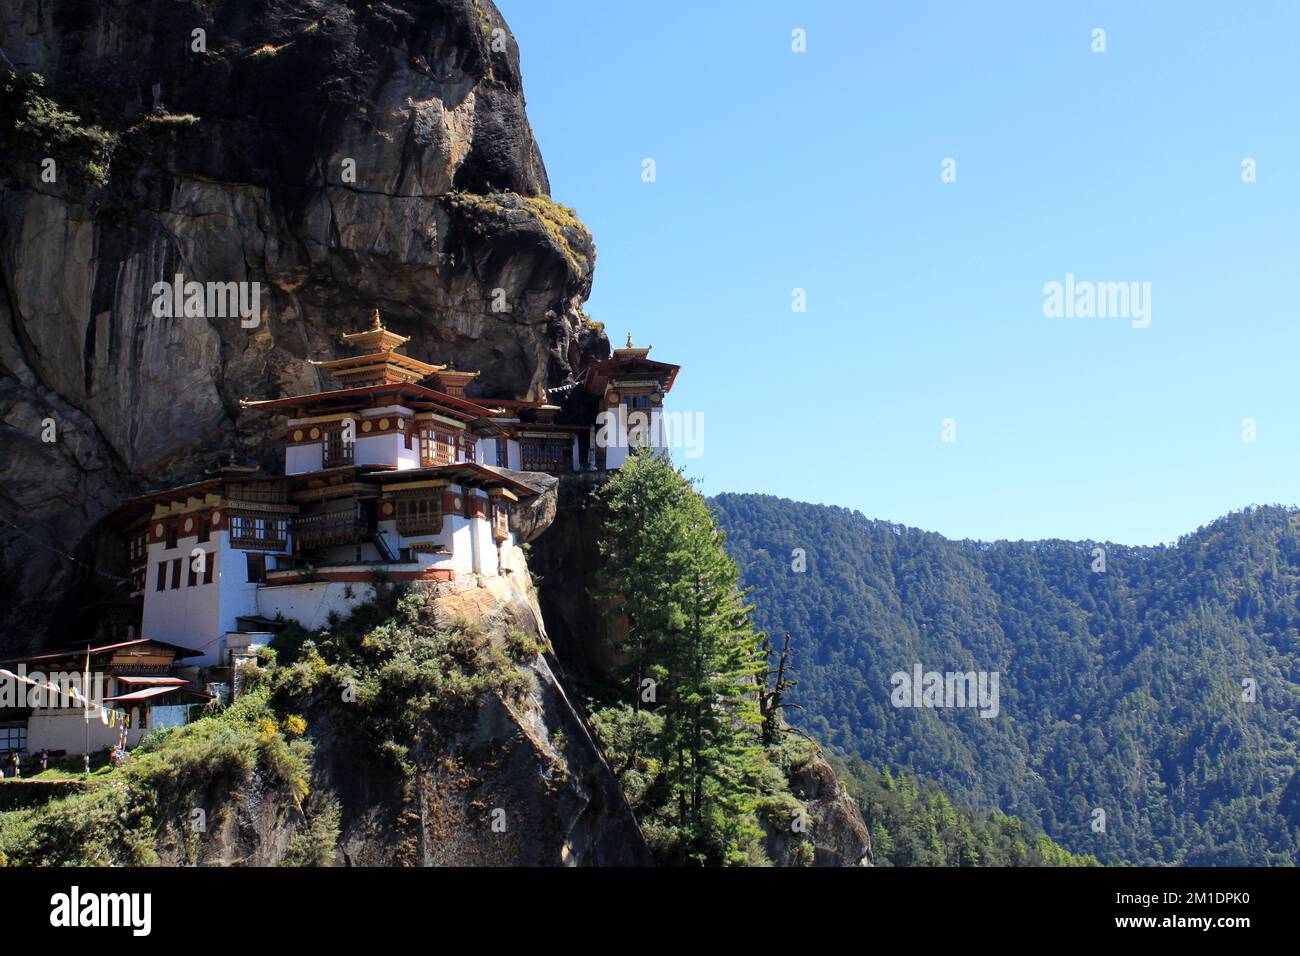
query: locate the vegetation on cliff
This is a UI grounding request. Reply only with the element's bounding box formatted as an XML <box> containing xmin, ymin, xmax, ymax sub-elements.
<box><xmin>445</xmin><ymin>189</ymin><xmax>594</xmax><ymax>281</ymax></box>
<box><xmin>585</xmin><ymin>451</ymin><xmax>846</xmax><ymax>865</ymax></box>
<box><xmin>262</xmin><ymin>579</ymin><xmax>650</xmax><ymax>866</ymax></box>
<box><xmin>711</xmin><ymin>493</ymin><xmax>1300</xmax><ymax>865</ymax></box>
<box><xmin>268</xmin><ymin>584</ymin><xmax>529</xmax><ymax>788</ymax></box>
<box><xmin>0</xmin><ymin>68</ymin><xmax>118</xmax><ymax>188</ymax></box>
<box><xmin>0</xmin><ymin>580</ymin><xmax>628</xmax><ymax>867</ymax></box>
<box><xmin>0</xmin><ymin>685</ymin><xmax>323</xmax><ymax>866</ymax></box>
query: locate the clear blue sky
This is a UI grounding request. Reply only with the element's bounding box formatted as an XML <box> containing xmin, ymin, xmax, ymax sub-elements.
<box><xmin>501</xmin><ymin>0</ymin><xmax>1300</xmax><ymax>545</ymax></box>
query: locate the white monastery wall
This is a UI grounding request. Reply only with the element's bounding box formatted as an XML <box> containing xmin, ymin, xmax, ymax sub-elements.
<box><xmin>256</xmin><ymin>580</ymin><xmax>379</xmax><ymax>631</ymax></box>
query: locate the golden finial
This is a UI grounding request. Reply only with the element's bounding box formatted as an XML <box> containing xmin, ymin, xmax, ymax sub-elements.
<box><xmin>626</xmin><ymin>332</ymin><xmax>634</xmax><ymax>349</ymax></box>
<box><xmin>370</xmin><ymin>308</ymin><xmax>383</xmax><ymax>330</ymax></box>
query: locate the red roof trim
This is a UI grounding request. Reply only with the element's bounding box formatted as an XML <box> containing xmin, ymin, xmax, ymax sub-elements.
<box><xmin>241</xmin><ymin>383</ymin><xmax>499</xmax><ymax>419</ymax></box>
<box><xmin>0</xmin><ymin>638</ymin><xmax>203</xmax><ymax>666</ymax></box>
<box><xmin>366</xmin><ymin>462</ymin><xmax>541</xmax><ymax>498</ymax></box>
<box><xmin>583</xmin><ymin>356</ymin><xmax>680</xmax><ymax>395</ymax></box>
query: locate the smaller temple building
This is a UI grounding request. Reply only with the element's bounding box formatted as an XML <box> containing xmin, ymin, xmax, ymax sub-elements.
<box><xmin>0</xmin><ymin>638</ymin><xmax>206</xmax><ymax>759</ymax></box>
<box><xmin>586</xmin><ymin>336</ymin><xmax>681</xmax><ymax>470</ymax></box>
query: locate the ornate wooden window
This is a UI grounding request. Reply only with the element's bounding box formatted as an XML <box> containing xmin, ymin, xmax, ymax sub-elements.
<box><xmin>229</xmin><ymin>513</ymin><xmax>289</xmax><ymax>551</ymax></box>
<box><xmin>293</xmin><ymin>499</ymin><xmax>365</xmax><ymax>550</ymax></box>
<box><xmin>492</xmin><ymin>502</ymin><xmax>510</xmax><ymax>540</ymax></box>
<box><xmin>394</xmin><ymin>494</ymin><xmax>442</xmax><ymax>535</ymax></box>
<box><xmin>323</xmin><ymin>426</ymin><xmax>355</xmax><ymax>467</ymax></box>
<box><xmin>521</xmin><ymin>439</ymin><xmax>570</xmax><ymax>473</ymax></box>
<box><xmin>494</xmin><ymin>438</ymin><xmax>508</xmax><ymax>467</ymax></box>
<box><xmin>128</xmin><ymin>532</ymin><xmax>147</xmax><ymax>567</ymax></box>
<box><xmin>227</xmin><ymin>482</ymin><xmax>287</xmax><ymax>505</ymax></box>
<box><xmin>246</xmin><ymin>552</ymin><xmax>266</xmax><ymax>583</ymax></box>
<box><xmin>418</xmin><ymin>427</ymin><xmax>457</xmax><ymax>467</ymax></box>
<box><xmin>129</xmin><ymin>532</ymin><xmax>148</xmax><ymax>592</ymax></box>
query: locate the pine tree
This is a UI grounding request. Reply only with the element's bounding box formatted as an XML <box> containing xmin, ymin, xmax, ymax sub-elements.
<box><xmin>594</xmin><ymin>450</ymin><xmax>767</xmax><ymax>864</ymax></box>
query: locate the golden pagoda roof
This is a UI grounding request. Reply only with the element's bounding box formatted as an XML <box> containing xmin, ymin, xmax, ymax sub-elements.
<box><xmin>309</xmin><ymin>351</ymin><xmax>444</xmax><ymax>386</ymax></box>
<box><xmin>341</xmin><ymin>309</ymin><xmax>411</xmax><ymax>353</ymax></box>
<box><xmin>429</xmin><ymin>368</ymin><xmax>481</xmax><ymax>386</ymax></box>
<box><xmin>613</xmin><ymin>331</ymin><xmax>652</xmax><ymax>360</ymax></box>
<box><xmin>308</xmin><ymin>309</ymin><xmax>444</xmax><ymax>386</ymax></box>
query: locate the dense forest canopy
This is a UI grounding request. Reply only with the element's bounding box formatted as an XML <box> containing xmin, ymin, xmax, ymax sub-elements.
<box><xmin>827</xmin><ymin>753</ymin><xmax>1096</xmax><ymax>866</ymax></box>
<box><xmin>710</xmin><ymin>494</ymin><xmax>1300</xmax><ymax>865</ymax></box>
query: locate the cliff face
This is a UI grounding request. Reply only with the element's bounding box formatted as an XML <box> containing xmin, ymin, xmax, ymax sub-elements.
<box><xmin>764</xmin><ymin>755</ymin><xmax>873</xmax><ymax>867</ymax></box>
<box><xmin>0</xmin><ymin>0</ymin><xmax>607</xmax><ymax>651</ymax></box>
<box><xmin>0</xmin><ymin>569</ymin><xmax>650</xmax><ymax>867</ymax></box>
<box><xmin>293</xmin><ymin>573</ymin><xmax>651</xmax><ymax>867</ymax></box>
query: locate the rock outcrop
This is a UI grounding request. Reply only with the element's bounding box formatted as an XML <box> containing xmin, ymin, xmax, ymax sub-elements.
<box><xmin>765</xmin><ymin>754</ymin><xmax>873</xmax><ymax>867</ymax></box>
<box><xmin>0</xmin><ymin>0</ymin><xmax>607</xmax><ymax>653</ymax></box>
<box><xmin>300</xmin><ymin>574</ymin><xmax>651</xmax><ymax>867</ymax></box>
<box><xmin>530</xmin><ymin>473</ymin><xmax>622</xmax><ymax>688</ymax></box>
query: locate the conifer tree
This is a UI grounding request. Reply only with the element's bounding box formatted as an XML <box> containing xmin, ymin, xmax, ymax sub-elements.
<box><xmin>594</xmin><ymin>450</ymin><xmax>766</xmax><ymax>864</ymax></box>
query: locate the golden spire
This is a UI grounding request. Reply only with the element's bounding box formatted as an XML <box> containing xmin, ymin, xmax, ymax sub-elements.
<box><xmin>626</xmin><ymin>332</ymin><xmax>634</xmax><ymax>349</ymax></box>
<box><xmin>311</xmin><ymin>308</ymin><xmax>443</xmax><ymax>386</ymax></box>
<box><xmin>340</xmin><ymin>309</ymin><xmax>410</xmax><ymax>353</ymax></box>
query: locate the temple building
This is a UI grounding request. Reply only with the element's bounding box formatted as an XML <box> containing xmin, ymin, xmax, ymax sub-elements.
<box><xmin>100</xmin><ymin>313</ymin><xmax>679</xmax><ymax>669</ymax></box>
<box><xmin>0</xmin><ymin>639</ymin><xmax>206</xmax><ymax>757</ymax></box>
<box><xmin>586</xmin><ymin>335</ymin><xmax>681</xmax><ymax>469</ymax></box>
<box><xmin>0</xmin><ymin>314</ymin><xmax>679</xmax><ymax>758</ymax></box>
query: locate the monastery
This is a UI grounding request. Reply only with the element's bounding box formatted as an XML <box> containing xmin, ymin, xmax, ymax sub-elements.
<box><xmin>0</xmin><ymin>314</ymin><xmax>678</xmax><ymax>759</ymax></box>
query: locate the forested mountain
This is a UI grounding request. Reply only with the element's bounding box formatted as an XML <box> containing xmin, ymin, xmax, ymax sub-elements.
<box><xmin>710</xmin><ymin>494</ymin><xmax>1300</xmax><ymax>865</ymax></box>
<box><xmin>827</xmin><ymin>753</ymin><xmax>1095</xmax><ymax>866</ymax></box>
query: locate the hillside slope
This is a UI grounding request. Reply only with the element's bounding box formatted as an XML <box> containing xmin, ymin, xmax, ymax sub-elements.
<box><xmin>0</xmin><ymin>574</ymin><xmax>652</xmax><ymax>866</ymax></box>
<box><xmin>711</xmin><ymin>494</ymin><xmax>1300</xmax><ymax>865</ymax></box>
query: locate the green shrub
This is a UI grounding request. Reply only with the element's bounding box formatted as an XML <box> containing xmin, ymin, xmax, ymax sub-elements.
<box><xmin>283</xmin><ymin>795</ymin><xmax>340</xmax><ymax>867</ymax></box>
<box><xmin>0</xmin><ymin>784</ymin><xmax>156</xmax><ymax>866</ymax></box>
<box><xmin>0</xmin><ymin>683</ymin><xmax>319</xmax><ymax>865</ymax></box>
<box><xmin>271</xmin><ymin>585</ymin><xmax>535</xmax><ymax>781</ymax></box>
<box><xmin>0</xmin><ymin>69</ymin><xmax>118</xmax><ymax>188</ymax></box>
<box><xmin>504</xmin><ymin>625</ymin><xmax>544</xmax><ymax>661</ymax></box>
